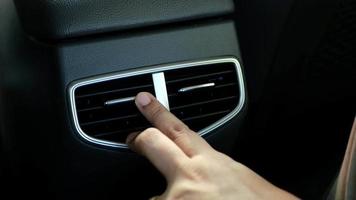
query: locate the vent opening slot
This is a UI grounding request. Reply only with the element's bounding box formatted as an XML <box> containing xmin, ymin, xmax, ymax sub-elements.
<box><xmin>69</xmin><ymin>58</ymin><xmax>244</xmax><ymax>148</ymax></box>
<box><xmin>165</xmin><ymin>62</ymin><xmax>240</xmax><ymax>132</ymax></box>
<box><xmin>73</xmin><ymin>74</ymin><xmax>154</xmax><ymax>144</ymax></box>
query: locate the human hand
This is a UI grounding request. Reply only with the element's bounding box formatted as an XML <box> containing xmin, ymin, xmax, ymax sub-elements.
<box><xmin>126</xmin><ymin>92</ymin><xmax>299</xmax><ymax>200</ymax></box>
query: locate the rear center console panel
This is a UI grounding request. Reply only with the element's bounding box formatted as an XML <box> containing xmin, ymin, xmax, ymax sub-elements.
<box><xmin>1</xmin><ymin>0</ymin><xmax>246</xmax><ymax>199</ymax></box>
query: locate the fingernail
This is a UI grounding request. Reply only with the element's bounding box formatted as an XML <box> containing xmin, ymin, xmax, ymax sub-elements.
<box><xmin>135</xmin><ymin>92</ymin><xmax>152</xmax><ymax>107</ymax></box>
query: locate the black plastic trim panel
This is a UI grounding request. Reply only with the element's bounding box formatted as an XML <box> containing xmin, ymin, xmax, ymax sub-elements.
<box><xmin>14</xmin><ymin>0</ymin><xmax>234</xmax><ymax>40</ymax></box>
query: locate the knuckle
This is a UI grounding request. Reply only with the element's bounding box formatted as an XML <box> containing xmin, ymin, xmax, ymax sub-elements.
<box><xmin>177</xmin><ymin>162</ymin><xmax>204</xmax><ymax>182</ymax></box>
<box><xmin>168</xmin><ymin>122</ymin><xmax>189</xmax><ymax>141</ymax></box>
<box><xmin>176</xmin><ymin>164</ymin><xmax>191</xmax><ymax>178</ymax></box>
<box><xmin>184</xmin><ymin>156</ymin><xmax>214</xmax><ymax>180</ymax></box>
<box><xmin>149</xmin><ymin>103</ymin><xmax>165</xmax><ymax>121</ymax></box>
<box><xmin>171</xmin><ymin>122</ymin><xmax>188</xmax><ymax>134</ymax></box>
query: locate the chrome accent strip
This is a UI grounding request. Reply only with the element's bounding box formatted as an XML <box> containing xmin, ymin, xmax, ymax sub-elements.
<box><xmin>104</xmin><ymin>96</ymin><xmax>135</xmax><ymax>106</ymax></box>
<box><xmin>198</xmin><ymin>58</ymin><xmax>245</xmax><ymax>137</ymax></box>
<box><xmin>152</xmin><ymin>72</ymin><xmax>170</xmax><ymax>110</ymax></box>
<box><xmin>178</xmin><ymin>83</ymin><xmax>215</xmax><ymax>93</ymax></box>
<box><xmin>68</xmin><ymin>57</ymin><xmax>246</xmax><ymax>149</ymax></box>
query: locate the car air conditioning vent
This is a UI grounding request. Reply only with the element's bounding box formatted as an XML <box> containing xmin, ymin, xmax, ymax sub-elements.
<box><xmin>165</xmin><ymin>62</ymin><xmax>240</xmax><ymax>133</ymax></box>
<box><xmin>73</xmin><ymin>74</ymin><xmax>155</xmax><ymax>144</ymax></box>
<box><xmin>69</xmin><ymin>58</ymin><xmax>245</xmax><ymax>148</ymax></box>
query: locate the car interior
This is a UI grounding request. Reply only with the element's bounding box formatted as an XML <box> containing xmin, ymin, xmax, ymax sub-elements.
<box><xmin>0</xmin><ymin>0</ymin><xmax>355</xmax><ymax>199</ymax></box>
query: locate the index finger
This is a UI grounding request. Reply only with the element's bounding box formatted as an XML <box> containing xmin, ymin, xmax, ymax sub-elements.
<box><xmin>134</xmin><ymin>92</ymin><xmax>211</xmax><ymax>157</ymax></box>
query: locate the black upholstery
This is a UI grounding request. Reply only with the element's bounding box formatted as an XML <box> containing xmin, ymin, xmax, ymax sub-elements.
<box><xmin>235</xmin><ymin>0</ymin><xmax>356</xmax><ymax>198</ymax></box>
<box><xmin>14</xmin><ymin>0</ymin><xmax>234</xmax><ymax>40</ymax></box>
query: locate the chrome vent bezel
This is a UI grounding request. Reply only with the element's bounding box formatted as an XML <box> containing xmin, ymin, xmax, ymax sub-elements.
<box><xmin>68</xmin><ymin>57</ymin><xmax>246</xmax><ymax>149</ymax></box>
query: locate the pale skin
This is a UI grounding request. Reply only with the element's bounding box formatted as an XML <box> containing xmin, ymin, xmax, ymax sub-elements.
<box><xmin>126</xmin><ymin>92</ymin><xmax>300</xmax><ymax>200</ymax></box>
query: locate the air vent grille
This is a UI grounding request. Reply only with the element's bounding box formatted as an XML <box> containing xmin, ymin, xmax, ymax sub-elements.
<box><xmin>165</xmin><ymin>63</ymin><xmax>239</xmax><ymax>132</ymax></box>
<box><xmin>74</xmin><ymin>74</ymin><xmax>154</xmax><ymax>144</ymax></box>
<box><xmin>69</xmin><ymin>58</ymin><xmax>245</xmax><ymax>148</ymax></box>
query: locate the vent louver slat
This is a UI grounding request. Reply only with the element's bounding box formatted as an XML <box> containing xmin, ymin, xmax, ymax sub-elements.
<box><xmin>74</xmin><ymin>74</ymin><xmax>154</xmax><ymax>144</ymax></box>
<box><xmin>165</xmin><ymin>63</ymin><xmax>240</xmax><ymax>133</ymax></box>
<box><xmin>69</xmin><ymin>58</ymin><xmax>244</xmax><ymax>148</ymax></box>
